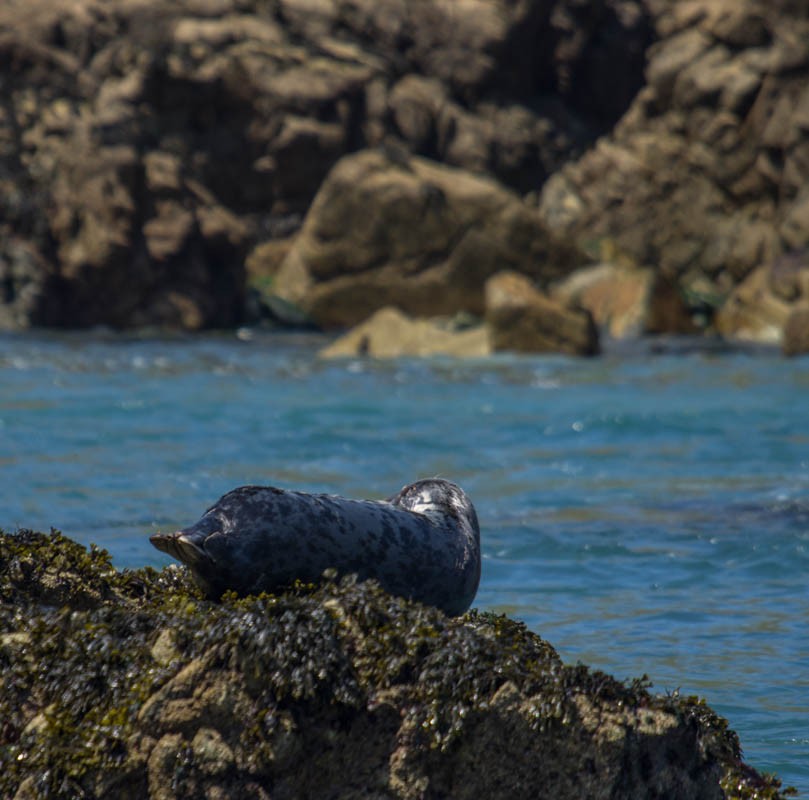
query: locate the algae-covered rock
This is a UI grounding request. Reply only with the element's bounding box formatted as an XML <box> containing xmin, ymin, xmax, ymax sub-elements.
<box><xmin>0</xmin><ymin>530</ymin><xmax>795</xmax><ymax>799</ymax></box>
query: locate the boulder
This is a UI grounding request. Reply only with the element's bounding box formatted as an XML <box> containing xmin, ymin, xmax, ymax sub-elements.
<box><xmin>319</xmin><ymin>306</ymin><xmax>490</xmax><ymax>359</ymax></box>
<box><xmin>782</xmin><ymin>306</ymin><xmax>809</xmax><ymax>356</ymax></box>
<box><xmin>485</xmin><ymin>271</ymin><xmax>599</xmax><ymax>355</ymax></box>
<box><xmin>551</xmin><ymin>262</ymin><xmax>694</xmax><ymax>338</ymax></box>
<box><xmin>714</xmin><ymin>252</ymin><xmax>809</xmax><ymax>343</ymax></box>
<box><xmin>0</xmin><ymin>529</ymin><xmax>793</xmax><ymax>800</ymax></box>
<box><xmin>273</xmin><ymin>149</ymin><xmax>582</xmax><ymax>328</ymax></box>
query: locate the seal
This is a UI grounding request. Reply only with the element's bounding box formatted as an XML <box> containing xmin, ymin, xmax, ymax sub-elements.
<box><xmin>149</xmin><ymin>478</ymin><xmax>481</xmax><ymax>616</ymax></box>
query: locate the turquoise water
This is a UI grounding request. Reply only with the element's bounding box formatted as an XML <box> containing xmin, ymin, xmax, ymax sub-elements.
<box><xmin>1</xmin><ymin>330</ymin><xmax>808</xmax><ymax>792</ymax></box>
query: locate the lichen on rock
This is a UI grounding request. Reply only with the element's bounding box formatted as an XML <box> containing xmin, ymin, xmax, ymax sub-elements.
<box><xmin>0</xmin><ymin>529</ymin><xmax>796</xmax><ymax>799</ymax></box>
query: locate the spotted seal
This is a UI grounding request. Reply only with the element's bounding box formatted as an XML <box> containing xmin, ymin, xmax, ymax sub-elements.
<box><xmin>149</xmin><ymin>478</ymin><xmax>481</xmax><ymax>616</ymax></box>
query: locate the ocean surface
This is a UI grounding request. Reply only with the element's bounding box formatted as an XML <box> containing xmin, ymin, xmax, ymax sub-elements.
<box><xmin>1</xmin><ymin>329</ymin><xmax>807</xmax><ymax>793</ymax></box>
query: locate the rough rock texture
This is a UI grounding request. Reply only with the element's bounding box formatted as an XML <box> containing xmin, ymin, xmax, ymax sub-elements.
<box><xmin>538</xmin><ymin>0</ymin><xmax>809</xmax><ymax>337</ymax></box>
<box><xmin>0</xmin><ymin>0</ymin><xmax>649</xmax><ymax>331</ymax></box>
<box><xmin>551</xmin><ymin>262</ymin><xmax>695</xmax><ymax>339</ymax></box>
<box><xmin>782</xmin><ymin>306</ymin><xmax>809</xmax><ymax>356</ymax></box>
<box><xmin>0</xmin><ymin>530</ymin><xmax>794</xmax><ymax>800</ymax></box>
<box><xmin>715</xmin><ymin>252</ymin><xmax>809</xmax><ymax>343</ymax></box>
<box><xmin>272</xmin><ymin>149</ymin><xmax>581</xmax><ymax>328</ymax></box>
<box><xmin>3</xmin><ymin>0</ymin><xmax>809</xmax><ymax>345</ymax></box>
<box><xmin>320</xmin><ymin>306</ymin><xmax>490</xmax><ymax>359</ymax></box>
<box><xmin>486</xmin><ymin>271</ymin><xmax>599</xmax><ymax>355</ymax></box>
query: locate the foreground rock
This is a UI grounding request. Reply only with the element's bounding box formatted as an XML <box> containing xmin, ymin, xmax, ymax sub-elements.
<box><xmin>0</xmin><ymin>530</ymin><xmax>792</xmax><ymax>799</ymax></box>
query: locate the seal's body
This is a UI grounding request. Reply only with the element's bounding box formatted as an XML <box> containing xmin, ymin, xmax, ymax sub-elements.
<box><xmin>150</xmin><ymin>479</ymin><xmax>480</xmax><ymax>615</ymax></box>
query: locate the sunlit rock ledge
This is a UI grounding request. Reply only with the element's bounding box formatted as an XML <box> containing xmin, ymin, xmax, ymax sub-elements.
<box><xmin>0</xmin><ymin>530</ymin><xmax>794</xmax><ymax>800</ymax></box>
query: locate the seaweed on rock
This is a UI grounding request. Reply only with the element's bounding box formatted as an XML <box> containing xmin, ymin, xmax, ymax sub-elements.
<box><xmin>0</xmin><ymin>530</ymin><xmax>797</xmax><ymax>799</ymax></box>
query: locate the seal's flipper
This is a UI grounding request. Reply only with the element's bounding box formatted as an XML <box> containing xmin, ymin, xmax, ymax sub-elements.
<box><xmin>150</xmin><ymin>531</ymin><xmax>213</xmax><ymax>570</ymax></box>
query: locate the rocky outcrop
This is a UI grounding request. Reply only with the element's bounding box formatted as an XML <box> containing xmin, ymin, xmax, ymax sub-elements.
<box><xmin>3</xmin><ymin>0</ymin><xmax>809</xmax><ymax>345</ymax></box>
<box><xmin>271</xmin><ymin>149</ymin><xmax>581</xmax><ymax>328</ymax></box>
<box><xmin>318</xmin><ymin>272</ymin><xmax>603</xmax><ymax>359</ymax></box>
<box><xmin>0</xmin><ymin>0</ymin><xmax>649</xmax><ymax>331</ymax></box>
<box><xmin>537</xmin><ymin>0</ymin><xmax>809</xmax><ymax>338</ymax></box>
<box><xmin>485</xmin><ymin>271</ymin><xmax>599</xmax><ymax>356</ymax></box>
<box><xmin>319</xmin><ymin>306</ymin><xmax>490</xmax><ymax>359</ymax></box>
<box><xmin>0</xmin><ymin>529</ymin><xmax>793</xmax><ymax>799</ymax></box>
<box><xmin>714</xmin><ymin>251</ymin><xmax>809</xmax><ymax>343</ymax></box>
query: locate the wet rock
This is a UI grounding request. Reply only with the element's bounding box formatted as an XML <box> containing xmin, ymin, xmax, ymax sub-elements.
<box><xmin>319</xmin><ymin>306</ymin><xmax>490</xmax><ymax>359</ymax></box>
<box><xmin>485</xmin><ymin>271</ymin><xmax>599</xmax><ymax>356</ymax></box>
<box><xmin>273</xmin><ymin>149</ymin><xmax>580</xmax><ymax>328</ymax></box>
<box><xmin>0</xmin><ymin>529</ymin><xmax>794</xmax><ymax>799</ymax></box>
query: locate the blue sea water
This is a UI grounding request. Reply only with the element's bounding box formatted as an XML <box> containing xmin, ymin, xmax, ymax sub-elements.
<box><xmin>1</xmin><ymin>329</ymin><xmax>807</xmax><ymax>793</ymax></box>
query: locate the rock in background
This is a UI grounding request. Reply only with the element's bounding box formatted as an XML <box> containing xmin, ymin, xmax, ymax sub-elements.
<box><xmin>0</xmin><ymin>0</ymin><xmax>649</xmax><ymax>332</ymax></box>
<box><xmin>272</xmin><ymin>149</ymin><xmax>581</xmax><ymax>328</ymax></box>
<box><xmin>2</xmin><ymin>0</ymin><xmax>808</xmax><ymax>351</ymax></box>
<box><xmin>538</xmin><ymin>0</ymin><xmax>809</xmax><ymax>344</ymax></box>
<box><xmin>320</xmin><ymin>306</ymin><xmax>491</xmax><ymax>359</ymax></box>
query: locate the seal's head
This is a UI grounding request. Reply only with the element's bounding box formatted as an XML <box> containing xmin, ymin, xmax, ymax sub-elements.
<box><xmin>389</xmin><ymin>478</ymin><xmax>480</xmax><ymax>541</ymax></box>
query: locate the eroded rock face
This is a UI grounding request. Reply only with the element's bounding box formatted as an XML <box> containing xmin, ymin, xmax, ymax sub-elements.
<box><xmin>782</xmin><ymin>306</ymin><xmax>809</xmax><ymax>356</ymax></box>
<box><xmin>714</xmin><ymin>251</ymin><xmax>809</xmax><ymax>343</ymax></box>
<box><xmin>3</xmin><ymin>0</ymin><xmax>807</xmax><ymax>343</ymax></box>
<box><xmin>0</xmin><ymin>0</ymin><xmax>651</xmax><ymax>330</ymax></box>
<box><xmin>0</xmin><ymin>529</ymin><xmax>792</xmax><ymax>799</ymax></box>
<box><xmin>537</xmin><ymin>0</ymin><xmax>809</xmax><ymax>326</ymax></box>
<box><xmin>551</xmin><ymin>262</ymin><xmax>695</xmax><ymax>339</ymax></box>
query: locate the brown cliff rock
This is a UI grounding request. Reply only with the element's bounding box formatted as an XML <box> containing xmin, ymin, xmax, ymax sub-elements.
<box><xmin>0</xmin><ymin>0</ymin><xmax>649</xmax><ymax>331</ymax></box>
<box><xmin>782</xmin><ymin>306</ymin><xmax>809</xmax><ymax>356</ymax></box>
<box><xmin>551</xmin><ymin>262</ymin><xmax>695</xmax><ymax>339</ymax></box>
<box><xmin>715</xmin><ymin>251</ymin><xmax>809</xmax><ymax>343</ymax></box>
<box><xmin>538</xmin><ymin>0</ymin><xmax>809</xmax><ymax>328</ymax></box>
<box><xmin>3</xmin><ymin>0</ymin><xmax>808</xmax><ymax>343</ymax></box>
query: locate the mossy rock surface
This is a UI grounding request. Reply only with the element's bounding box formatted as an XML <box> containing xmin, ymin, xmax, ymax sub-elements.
<box><xmin>0</xmin><ymin>530</ymin><xmax>795</xmax><ymax>799</ymax></box>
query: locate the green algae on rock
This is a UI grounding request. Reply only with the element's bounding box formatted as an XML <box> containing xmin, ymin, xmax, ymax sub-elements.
<box><xmin>0</xmin><ymin>530</ymin><xmax>796</xmax><ymax>799</ymax></box>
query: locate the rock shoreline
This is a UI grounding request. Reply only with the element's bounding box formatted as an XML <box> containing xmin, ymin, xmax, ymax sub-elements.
<box><xmin>0</xmin><ymin>529</ymin><xmax>795</xmax><ymax>799</ymax></box>
<box><xmin>2</xmin><ymin>0</ymin><xmax>809</xmax><ymax>355</ymax></box>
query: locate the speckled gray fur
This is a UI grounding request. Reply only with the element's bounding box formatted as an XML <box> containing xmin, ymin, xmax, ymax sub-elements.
<box><xmin>149</xmin><ymin>479</ymin><xmax>481</xmax><ymax>616</ymax></box>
